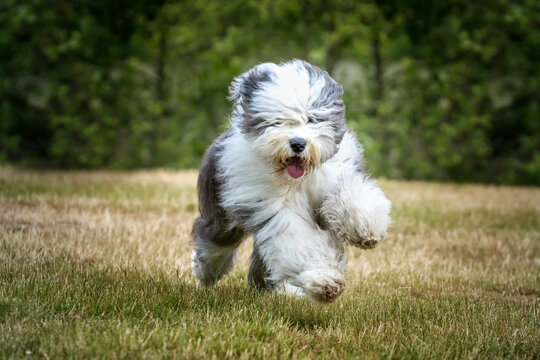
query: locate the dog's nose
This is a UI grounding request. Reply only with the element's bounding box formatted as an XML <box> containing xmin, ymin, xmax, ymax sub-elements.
<box><xmin>290</xmin><ymin>137</ymin><xmax>307</xmax><ymax>153</ymax></box>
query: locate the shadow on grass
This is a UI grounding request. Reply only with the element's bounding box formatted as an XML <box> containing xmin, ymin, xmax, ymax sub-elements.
<box><xmin>2</xmin><ymin>254</ymin><xmax>338</xmax><ymax>331</ymax></box>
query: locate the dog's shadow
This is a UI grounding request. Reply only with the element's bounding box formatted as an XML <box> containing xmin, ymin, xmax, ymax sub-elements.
<box><xmin>127</xmin><ymin>270</ymin><xmax>338</xmax><ymax>331</ymax></box>
<box><xmin>189</xmin><ymin>278</ymin><xmax>339</xmax><ymax>331</ymax></box>
<box><xmin>22</xmin><ymin>255</ymin><xmax>339</xmax><ymax>332</ymax></box>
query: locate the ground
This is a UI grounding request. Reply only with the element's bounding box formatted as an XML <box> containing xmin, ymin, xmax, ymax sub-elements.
<box><xmin>0</xmin><ymin>168</ymin><xmax>538</xmax><ymax>359</ymax></box>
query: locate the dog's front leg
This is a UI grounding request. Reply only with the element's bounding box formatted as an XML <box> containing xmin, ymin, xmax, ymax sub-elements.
<box><xmin>320</xmin><ymin>175</ymin><xmax>392</xmax><ymax>249</ymax></box>
<box><xmin>254</xmin><ymin>210</ymin><xmax>347</xmax><ymax>303</ymax></box>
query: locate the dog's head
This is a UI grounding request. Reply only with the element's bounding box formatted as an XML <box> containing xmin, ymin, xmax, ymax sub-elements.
<box><xmin>229</xmin><ymin>60</ymin><xmax>346</xmax><ymax>181</ymax></box>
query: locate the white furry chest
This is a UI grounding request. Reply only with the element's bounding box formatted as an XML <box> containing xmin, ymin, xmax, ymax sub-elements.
<box><xmin>218</xmin><ymin>130</ymin><xmax>318</xmax><ymax>224</ymax></box>
<box><xmin>217</xmin><ymin>128</ymin><xmax>363</xmax><ymax>229</ymax></box>
<box><xmin>218</xmin><ymin>130</ymin><xmax>284</xmax><ymax>224</ymax></box>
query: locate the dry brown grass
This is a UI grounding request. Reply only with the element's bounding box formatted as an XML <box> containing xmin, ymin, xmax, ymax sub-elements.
<box><xmin>1</xmin><ymin>167</ymin><xmax>539</xmax><ymax>359</ymax></box>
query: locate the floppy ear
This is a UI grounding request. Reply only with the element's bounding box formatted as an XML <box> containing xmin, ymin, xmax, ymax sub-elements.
<box><xmin>227</xmin><ymin>74</ymin><xmax>244</xmax><ymax>103</ymax></box>
<box><xmin>228</xmin><ymin>64</ymin><xmax>274</xmax><ymax>105</ymax></box>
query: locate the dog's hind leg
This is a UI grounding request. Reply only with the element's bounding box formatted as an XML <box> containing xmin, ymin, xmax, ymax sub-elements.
<box><xmin>192</xmin><ymin>216</ymin><xmax>244</xmax><ymax>287</ymax></box>
<box><xmin>248</xmin><ymin>243</ymin><xmax>276</xmax><ymax>291</ymax></box>
<box><xmin>250</xmin><ymin>244</ymin><xmax>307</xmax><ymax>297</ymax></box>
<box><xmin>192</xmin><ymin>130</ymin><xmax>245</xmax><ymax>287</ymax></box>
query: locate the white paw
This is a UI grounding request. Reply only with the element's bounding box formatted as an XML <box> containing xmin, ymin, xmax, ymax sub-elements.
<box><xmin>191</xmin><ymin>249</ymin><xmax>223</xmax><ymax>288</ymax></box>
<box><xmin>297</xmin><ymin>269</ymin><xmax>346</xmax><ymax>303</ymax></box>
<box><xmin>321</xmin><ymin>176</ymin><xmax>391</xmax><ymax>249</ymax></box>
<box><xmin>191</xmin><ymin>250</ymin><xmax>211</xmax><ymax>287</ymax></box>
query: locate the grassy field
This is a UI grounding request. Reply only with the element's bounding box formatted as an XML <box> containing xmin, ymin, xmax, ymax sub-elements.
<box><xmin>0</xmin><ymin>167</ymin><xmax>538</xmax><ymax>359</ymax></box>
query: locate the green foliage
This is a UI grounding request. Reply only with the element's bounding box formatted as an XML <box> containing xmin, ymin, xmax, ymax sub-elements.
<box><xmin>1</xmin><ymin>0</ymin><xmax>539</xmax><ymax>184</ymax></box>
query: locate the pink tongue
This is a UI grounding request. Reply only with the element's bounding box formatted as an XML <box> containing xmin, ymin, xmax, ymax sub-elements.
<box><xmin>287</xmin><ymin>157</ymin><xmax>305</xmax><ymax>178</ymax></box>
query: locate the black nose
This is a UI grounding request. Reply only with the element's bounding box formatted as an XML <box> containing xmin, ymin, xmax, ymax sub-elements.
<box><xmin>290</xmin><ymin>137</ymin><xmax>306</xmax><ymax>153</ymax></box>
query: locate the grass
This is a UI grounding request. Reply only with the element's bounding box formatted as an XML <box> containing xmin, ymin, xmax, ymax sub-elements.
<box><xmin>0</xmin><ymin>167</ymin><xmax>538</xmax><ymax>359</ymax></box>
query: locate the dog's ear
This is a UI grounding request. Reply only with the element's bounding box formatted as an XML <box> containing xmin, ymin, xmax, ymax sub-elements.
<box><xmin>299</xmin><ymin>60</ymin><xmax>344</xmax><ymax>101</ymax></box>
<box><xmin>228</xmin><ymin>64</ymin><xmax>274</xmax><ymax>105</ymax></box>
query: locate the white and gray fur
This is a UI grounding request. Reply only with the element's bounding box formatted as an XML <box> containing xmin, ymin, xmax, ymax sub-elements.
<box><xmin>192</xmin><ymin>60</ymin><xmax>391</xmax><ymax>303</ymax></box>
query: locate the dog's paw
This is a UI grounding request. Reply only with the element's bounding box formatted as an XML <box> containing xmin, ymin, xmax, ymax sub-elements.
<box><xmin>191</xmin><ymin>249</ymin><xmax>226</xmax><ymax>287</ymax></box>
<box><xmin>298</xmin><ymin>269</ymin><xmax>346</xmax><ymax>304</ymax></box>
<box><xmin>345</xmin><ymin>227</ymin><xmax>384</xmax><ymax>249</ymax></box>
<box><xmin>321</xmin><ymin>176</ymin><xmax>391</xmax><ymax>249</ymax></box>
<box><xmin>191</xmin><ymin>250</ymin><xmax>214</xmax><ymax>287</ymax></box>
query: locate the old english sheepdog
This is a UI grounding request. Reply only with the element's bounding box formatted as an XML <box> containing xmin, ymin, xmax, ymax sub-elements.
<box><xmin>192</xmin><ymin>60</ymin><xmax>391</xmax><ymax>303</ymax></box>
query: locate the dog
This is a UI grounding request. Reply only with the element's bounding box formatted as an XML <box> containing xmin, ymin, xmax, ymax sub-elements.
<box><xmin>192</xmin><ymin>60</ymin><xmax>391</xmax><ymax>303</ymax></box>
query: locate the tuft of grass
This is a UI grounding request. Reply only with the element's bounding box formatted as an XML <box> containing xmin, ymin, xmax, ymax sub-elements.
<box><xmin>1</xmin><ymin>168</ymin><xmax>539</xmax><ymax>359</ymax></box>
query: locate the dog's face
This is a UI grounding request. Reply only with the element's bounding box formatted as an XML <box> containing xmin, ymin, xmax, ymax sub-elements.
<box><xmin>229</xmin><ymin>60</ymin><xmax>346</xmax><ymax>181</ymax></box>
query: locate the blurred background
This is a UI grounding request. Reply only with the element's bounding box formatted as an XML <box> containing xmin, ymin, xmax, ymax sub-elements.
<box><xmin>1</xmin><ymin>0</ymin><xmax>539</xmax><ymax>185</ymax></box>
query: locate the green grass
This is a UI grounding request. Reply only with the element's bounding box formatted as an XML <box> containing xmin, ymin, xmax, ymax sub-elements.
<box><xmin>0</xmin><ymin>168</ymin><xmax>539</xmax><ymax>359</ymax></box>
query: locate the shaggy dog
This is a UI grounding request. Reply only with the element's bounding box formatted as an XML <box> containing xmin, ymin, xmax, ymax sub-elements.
<box><xmin>192</xmin><ymin>60</ymin><xmax>391</xmax><ymax>303</ymax></box>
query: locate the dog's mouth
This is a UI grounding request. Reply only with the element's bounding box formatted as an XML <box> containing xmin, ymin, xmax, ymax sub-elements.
<box><xmin>284</xmin><ymin>156</ymin><xmax>305</xmax><ymax>178</ymax></box>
